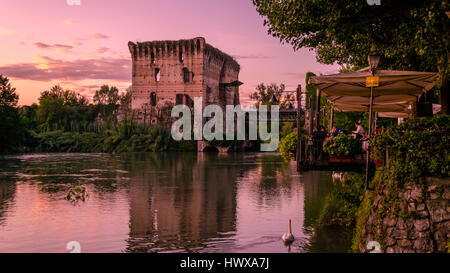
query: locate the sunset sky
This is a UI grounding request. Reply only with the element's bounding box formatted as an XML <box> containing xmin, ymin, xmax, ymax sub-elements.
<box><xmin>0</xmin><ymin>0</ymin><xmax>339</xmax><ymax>105</ymax></box>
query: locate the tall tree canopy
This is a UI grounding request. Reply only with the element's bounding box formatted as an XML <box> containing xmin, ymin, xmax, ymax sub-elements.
<box><xmin>253</xmin><ymin>0</ymin><xmax>449</xmax><ymax>113</ymax></box>
<box><xmin>0</xmin><ymin>75</ymin><xmax>26</xmax><ymax>153</ymax></box>
<box><xmin>250</xmin><ymin>83</ymin><xmax>295</xmax><ymax>108</ymax></box>
<box><xmin>0</xmin><ymin>75</ymin><xmax>19</xmax><ymax>107</ymax></box>
<box><xmin>37</xmin><ymin>85</ymin><xmax>94</xmax><ymax>131</ymax></box>
<box><xmin>94</xmin><ymin>85</ymin><xmax>119</xmax><ymax>105</ymax></box>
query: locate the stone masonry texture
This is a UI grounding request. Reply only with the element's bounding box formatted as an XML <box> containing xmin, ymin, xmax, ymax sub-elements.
<box><xmin>128</xmin><ymin>37</ymin><xmax>241</xmax><ymax>124</ymax></box>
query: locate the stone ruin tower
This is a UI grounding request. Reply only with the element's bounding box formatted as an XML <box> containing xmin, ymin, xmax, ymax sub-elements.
<box><xmin>128</xmin><ymin>37</ymin><xmax>241</xmax><ymax>124</ymax></box>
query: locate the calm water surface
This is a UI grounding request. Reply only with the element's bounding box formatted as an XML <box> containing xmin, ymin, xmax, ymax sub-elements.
<box><xmin>0</xmin><ymin>153</ymin><xmax>351</xmax><ymax>253</ymax></box>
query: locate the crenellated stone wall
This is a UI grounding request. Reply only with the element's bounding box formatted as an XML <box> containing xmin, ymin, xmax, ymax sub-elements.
<box><xmin>127</xmin><ymin>37</ymin><xmax>240</xmax><ymax>123</ymax></box>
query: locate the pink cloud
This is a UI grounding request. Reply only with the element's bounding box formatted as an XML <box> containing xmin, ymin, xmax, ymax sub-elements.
<box><xmin>0</xmin><ymin>55</ymin><xmax>131</xmax><ymax>82</ymax></box>
<box><xmin>34</xmin><ymin>42</ymin><xmax>73</xmax><ymax>53</ymax></box>
<box><xmin>87</xmin><ymin>33</ymin><xmax>109</xmax><ymax>39</ymax></box>
<box><xmin>64</xmin><ymin>19</ymin><xmax>78</xmax><ymax>25</ymax></box>
<box><xmin>233</xmin><ymin>54</ymin><xmax>272</xmax><ymax>60</ymax></box>
<box><xmin>95</xmin><ymin>46</ymin><xmax>109</xmax><ymax>53</ymax></box>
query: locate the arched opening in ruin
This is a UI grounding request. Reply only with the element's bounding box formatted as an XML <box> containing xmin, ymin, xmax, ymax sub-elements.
<box><xmin>150</xmin><ymin>92</ymin><xmax>157</xmax><ymax>106</ymax></box>
<box><xmin>233</xmin><ymin>88</ymin><xmax>239</xmax><ymax>105</ymax></box>
<box><xmin>184</xmin><ymin>95</ymin><xmax>194</xmax><ymax>107</ymax></box>
<box><xmin>176</xmin><ymin>94</ymin><xmax>183</xmax><ymax>105</ymax></box>
<box><xmin>155</xmin><ymin>68</ymin><xmax>160</xmax><ymax>82</ymax></box>
<box><xmin>151</xmin><ymin>52</ymin><xmax>155</xmax><ymax>64</ymax></box>
<box><xmin>182</xmin><ymin>68</ymin><xmax>190</xmax><ymax>83</ymax></box>
<box><xmin>203</xmin><ymin>146</ymin><xmax>219</xmax><ymax>153</ymax></box>
<box><xmin>179</xmin><ymin>50</ymin><xmax>184</xmax><ymax>63</ymax></box>
<box><xmin>219</xmin><ymin>64</ymin><xmax>227</xmax><ymax>107</ymax></box>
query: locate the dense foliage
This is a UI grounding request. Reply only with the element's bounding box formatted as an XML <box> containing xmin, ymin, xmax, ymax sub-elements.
<box><xmin>279</xmin><ymin>132</ymin><xmax>297</xmax><ymax>162</ymax></box>
<box><xmin>323</xmin><ymin>133</ymin><xmax>361</xmax><ymax>155</ymax></box>
<box><xmin>0</xmin><ymin>76</ymin><xmax>197</xmax><ymax>154</ymax></box>
<box><xmin>253</xmin><ymin>0</ymin><xmax>449</xmax><ymax>113</ymax></box>
<box><xmin>249</xmin><ymin>83</ymin><xmax>295</xmax><ymax>108</ymax></box>
<box><xmin>318</xmin><ymin>173</ymin><xmax>365</xmax><ymax>228</ymax></box>
<box><xmin>0</xmin><ymin>75</ymin><xmax>28</xmax><ymax>154</ymax></box>
<box><xmin>370</xmin><ymin>115</ymin><xmax>450</xmax><ymax>183</ymax></box>
<box><xmin>29</xmin><ymin>122</ymin><xmax>197</xmax><ymax>153</ymax></box>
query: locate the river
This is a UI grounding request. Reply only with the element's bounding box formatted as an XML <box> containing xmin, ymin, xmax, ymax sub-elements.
<box><xmin>0</xmin><ymin>152</ymin><xmax>352</xmax><ymax>253</ymax></box>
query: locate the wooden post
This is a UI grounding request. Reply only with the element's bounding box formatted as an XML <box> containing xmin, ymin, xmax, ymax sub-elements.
<box><xmin>374</xmin><ymin>112</ymin><xmax>378</xmax><ymax>131</ymax></box>
<box><xmin>296</xmin><ymin>85</ymin><xmax>302</xmax><ymax>172</ymax></box>
<box><xmin>328</xmin><ymin>105</ymin><xmax>334</xmax><ymax>133</ymax></box>
<box><xmin>308</xmin><ymin>96</ymin><xmax>313</xmax><ymax>135</ymax></box>
<box><xmin>365</xmin><ymin>86</ymin><xmax>374</xmax><ymax>189</ymax></box>
<box><xmin>315</xmin><ymin>89</ymin><xmax>321</xmax><ymax>130</ymax></box>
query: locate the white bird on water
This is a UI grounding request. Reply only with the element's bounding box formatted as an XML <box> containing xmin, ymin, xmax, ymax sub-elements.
<box><xmin>282</xmin><ymin>219</ymin><xmax>295</xmax><ymax>244</ymax></box>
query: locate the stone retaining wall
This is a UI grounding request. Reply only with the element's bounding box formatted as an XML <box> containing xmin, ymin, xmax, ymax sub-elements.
<box><xmin>358</xmin><ymin>177</ymin><xmax>449</xmax><ymax>253</ymax></box>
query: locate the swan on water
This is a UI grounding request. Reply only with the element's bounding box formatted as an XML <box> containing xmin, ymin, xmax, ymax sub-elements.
<box><xmin>282</xmin><ymin>219</ymin><xmax>295</xmax><ymax>244</ymax></box>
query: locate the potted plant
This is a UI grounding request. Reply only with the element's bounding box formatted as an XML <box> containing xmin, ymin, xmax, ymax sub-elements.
<box><xmin>323</xmin><ymin>133</ymin><xmax>361</xmax><ymax>162</ymax></box>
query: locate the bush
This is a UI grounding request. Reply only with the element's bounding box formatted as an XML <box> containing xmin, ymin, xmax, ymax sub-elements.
<box><xmin>279</xmin><ymin>132</ymin><xmax>297</xmax><ymax>162</ymax></box>
<box><xmin>29</xmin><ymin>122</ymin><xmax>198</xmax><ymax>154</ymax></box>
<box><xmin>370</xmin><ymin>115</ymin><xmax>450</xmax><ymax>183</ymax></box>
<box><xmin>31</xmin><ymin>131</ymin><xmax>103</xmax><ymax>152</ymax></box>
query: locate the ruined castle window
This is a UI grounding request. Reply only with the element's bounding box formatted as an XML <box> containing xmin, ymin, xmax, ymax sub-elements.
<box><xmin>176</xmin><ymin>94</ymin><xmax>183</xmax><ymax>105</ymax></box>
<box><xmin>185</xmin><ymin>95</ymin><xmax>194</xmax><ymax>107</ymax></box>
<box><xmin>179</xmin><ymin>50</ymin><xmax>184</xmax><ymax>62</ymax></box>
<box><xmin>219</xmin><ymin>85</ymin><xmax>227</xmax><ymax>106</ymax></box>
<box><xmin>182</xmin><ymin>68</ymin><xmax>190</xmax><ymax>83</ymax></box>
<box><xmin>151</xmin><ymin>52</ymin><xmax>155</xmax><ymax>64</ymax></box>
<box><xmin>233</xmin><ymin>89</ymin><xmax>239</xmax><ymax>105</ymax></box>
<box><xmin>150</xmin><ymin>92</ymin><xmax>157</xmax><ymax>106</ymax></box>
<box><xmin>155</xmin><ymin>68</ymin><xmax>160</xmax><ymax>82</ymax></box>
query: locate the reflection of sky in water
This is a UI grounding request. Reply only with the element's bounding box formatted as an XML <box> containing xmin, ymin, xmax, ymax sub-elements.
<box><xmin>0</xmin><ymin>153</ymin><xmax>350</xmax><ymax>253</ymax></box>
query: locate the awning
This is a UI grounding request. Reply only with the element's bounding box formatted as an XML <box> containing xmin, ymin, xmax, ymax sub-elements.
<box><xmin>309</xmin><ymin>70</ymin><xmax>438</xmax><ymax>118</ymax></box>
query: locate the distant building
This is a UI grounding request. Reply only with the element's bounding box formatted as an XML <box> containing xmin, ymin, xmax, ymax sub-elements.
<box><xmin>128</xmin><ymin>37</ymin><xmax>242</xmax><ymax>124</ymax></box>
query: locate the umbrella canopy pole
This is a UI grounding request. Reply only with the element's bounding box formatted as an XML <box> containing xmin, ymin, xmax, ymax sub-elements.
<box><xmin>296</xmin><ymin>85</ymin><xmax>303</xmax><ymax>171</ymax></box>
<box><xmin>365</xmin><ymin>86</ymin><xmax>374</xmax><ymax>189</ymax></box>
<box><xmin>328</xmin><ymin>105</ymin><xmax>334</xmax><ymax>132</ymax></box>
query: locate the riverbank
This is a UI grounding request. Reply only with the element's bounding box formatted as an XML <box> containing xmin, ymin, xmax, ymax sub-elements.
<box><xmin>15</xmin><ymin>122</ymin><xmax>197</xmax><ymax>154</ymax></box>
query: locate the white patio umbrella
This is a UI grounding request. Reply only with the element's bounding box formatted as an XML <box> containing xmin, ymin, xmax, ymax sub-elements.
<box><xmin>309</xmin><ymin>69</ymin><xmax>438</xmax><ymax>188</ymax></box>
<box><xmin>309</xmin><ymin>70</ymin><xmax>437</xmax><ymax>117</ymax></box>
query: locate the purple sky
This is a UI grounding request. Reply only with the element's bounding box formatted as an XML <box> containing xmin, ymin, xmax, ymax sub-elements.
<box><xmin>0</xmin><ymin>0</ymin><xmax>339</xmax><ymax>105</ymax></box>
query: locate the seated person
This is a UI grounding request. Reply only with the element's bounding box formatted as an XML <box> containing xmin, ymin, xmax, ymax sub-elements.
<box><xmin>352</xmin><ymin>121</ymin><xmax>364</xmax><ymax>140</ymax></box>
<box><xmin>331</xmin><ymin>126</ymin><xmax>346</xmax><ymax>137</ymax></box>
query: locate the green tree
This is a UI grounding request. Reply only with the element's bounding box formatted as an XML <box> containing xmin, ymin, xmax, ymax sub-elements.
<box><xmin>0</xmin><ymin>76</ymin><xmax>26</xmax><ymax>154</ymax></box>
<box><xmin>250</xmin><ymin>83</ymin><xmax>294</xmax><ymax>108</ymax></box>
<box><xmin>119</xmin><ymin>86</ymin><xmax>132</xmax><ymax>108</ymax></box>
<box><xmin>253</xmin><ymin>0</ymin><xmax>449</xmax><ymax>114</ymax></box>
<box><xmin>93</xmin><ymin>85</ymin><xmax>120</xmax><ymax>126</ymax></box>
<box><xmin>94</xmin><ymin>85</ymin><xmax>119</xmax><ymax>105</ymax></box>
<box><xmin>0</xmin><ymin>75</ymin><xmax>19</xmax><ymax>107</ymax></box>
<box><xmin>37</xmin><ymin>85</ymin><xmax>93</xmax><ymax>131</ymax></box>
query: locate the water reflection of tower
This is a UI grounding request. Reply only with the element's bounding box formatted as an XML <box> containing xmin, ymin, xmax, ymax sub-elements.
<box><xmin>127</xmin><ymin>153</ymin><xmax>247</xmax><ymax>252</ymax></box>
